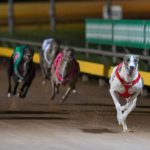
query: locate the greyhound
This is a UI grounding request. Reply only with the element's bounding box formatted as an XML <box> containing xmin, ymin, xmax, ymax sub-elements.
<box><xmin>39</xmin><ymin>38</ymin><xmax>60</xmax><ymax>84</ymax></box>
<box><xmin>50</xmin><ymin>47</ymin><xmax>80</xmax><ymax>103</ymax></box>
<box><xmin>7</xmin><ymin>45</ymin><xmax>36</xmax><ymax>98</ymax></box>
<box><xmin>109</xmin><ymin>54</ymin><xmax>143</xmax><ymax>132</ymax></box>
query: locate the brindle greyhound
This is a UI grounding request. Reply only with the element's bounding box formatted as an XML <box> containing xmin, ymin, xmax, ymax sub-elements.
<box><xmin>39</xmin><ymin>38</ymin><xmax>60</xmax><ymax>84</ymax></box>
<box><xmin>7</xmin><ymin>45</ymin><xmax>36</xmax><ymax>98</ymax></box>
<box><xmin>50</xmin><ymin>47</ymin><xmax>80</xmax><ymax>103</ymax></box>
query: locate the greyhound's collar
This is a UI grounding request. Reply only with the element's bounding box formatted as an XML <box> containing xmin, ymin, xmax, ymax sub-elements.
<box><xmin>116</xmin><ymin>63</ymin><xmax>140</xmax><ymax>85</ymax></box>
<box><xmin>13</xmin><ymin>53</ymin><xmax>20</xmax><ymax>62</ymax></box>
<box><xmin>116</xmin><ymin>63</ymin><xmax>141</xmax><ymax>98</ymax></box>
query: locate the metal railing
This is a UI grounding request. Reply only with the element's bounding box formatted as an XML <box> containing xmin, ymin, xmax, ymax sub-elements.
<box><xmin>0</xmin><ymin>37</ymin><xmax>150</xmax><ymax>61</ymax></box>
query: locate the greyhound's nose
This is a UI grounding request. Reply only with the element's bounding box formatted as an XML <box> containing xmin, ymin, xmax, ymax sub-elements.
<box><xmin>130</xmin><ymin>66</ymin><xmax>135</xmax><ymax>70</ymax></box>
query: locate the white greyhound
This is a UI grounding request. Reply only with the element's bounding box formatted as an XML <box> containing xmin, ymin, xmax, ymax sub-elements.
<box><xmin>109</xmin><ymin>54</ymin><xmax>143</xmax><ymax>132</ymax></box>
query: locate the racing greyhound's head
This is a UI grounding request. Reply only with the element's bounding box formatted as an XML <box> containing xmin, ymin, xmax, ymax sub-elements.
<box><xmin>123</xmin><ymin>54</ymin><xmax>139</xmax><ymax>75</ymax></box>
<box><xmin>47</xmin><ymin>40</ymin><xmax>60</xmax><ymax>60</ymax></box>
<box><xmin>23</xmin><ymin>45</ymin><xmax>34</xmax><ymax>63</ymax></box>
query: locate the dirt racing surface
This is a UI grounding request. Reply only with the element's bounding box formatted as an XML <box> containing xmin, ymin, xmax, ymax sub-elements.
<box><xmin>0</xmin><ymin>60</ymin><xmax>150</xmax><ymax>150</ymax></box>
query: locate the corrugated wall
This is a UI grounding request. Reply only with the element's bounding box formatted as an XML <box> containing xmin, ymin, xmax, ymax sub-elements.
<box><xmin>1</xmin><ymin>0</ymin><xmax>150</xmax><ymax>25</ymax></box>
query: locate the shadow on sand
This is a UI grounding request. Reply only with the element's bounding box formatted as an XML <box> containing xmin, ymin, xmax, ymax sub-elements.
<box><xmin>81</xmin><ymin>128</ymin><xmax>118</xmax><ymax>134</ymax></box>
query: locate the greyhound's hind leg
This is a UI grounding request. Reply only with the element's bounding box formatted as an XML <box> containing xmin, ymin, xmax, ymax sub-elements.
<box><xmin>8</xmin><ymin>76</ymin><xmax>12</xmax><ymax>97</ymax></box>
<box><xmin>55</xmin><ymin>84</ymin><xmax>59</xmax><ymax>94</ymax></box>
<box><xmin>7</xmin><ymin>57</ymin><xmax>13</xmax><ymax>97</ymax></box>
<box><xmin>39</xmin><ymin>51</ymin><xmax>48</xmax><ymax>84</ymax></box>
<box><xmin>42</xmin><ymin>67</ymin><xmax>48</xmax><ymax>85</ymax></box>
<box><xmin>12</xmin><ymin>82</ymin><xmax>19</xmax><ymax>95</ymax></box>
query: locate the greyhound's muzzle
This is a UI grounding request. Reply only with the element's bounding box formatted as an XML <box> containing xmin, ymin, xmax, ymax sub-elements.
<box><xmin>127</xmin><ymin>65</ymin><xmax>135</xmax><ymax>74</ymax></box>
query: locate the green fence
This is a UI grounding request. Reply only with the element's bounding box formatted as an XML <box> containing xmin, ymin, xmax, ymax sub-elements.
<box><xmin>85</xmin><ymin>19</ymin><xmax>150</xmax><ymax>50</ymax></box>
<box><xmin>86</xmin><ymin>19</ymin><xmax>113</xmax><ymax>45</ymax></box>
<box><xmin>145</xmin><ymin>21</ymin><xmax>150</xmax><ymax>49</ymax></box>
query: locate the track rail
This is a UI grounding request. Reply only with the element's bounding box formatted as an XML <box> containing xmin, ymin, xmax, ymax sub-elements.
<box><xmin>0</xmin><ymin>37</ymin><xmax>150</xmax><ymax>61</ymax></box>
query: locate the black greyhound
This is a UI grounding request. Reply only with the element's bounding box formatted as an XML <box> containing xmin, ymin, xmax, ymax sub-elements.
<box><xmin>7</xmin><ymin>45</ymin><xmax>36</xmax><ymax>98</ymax></box>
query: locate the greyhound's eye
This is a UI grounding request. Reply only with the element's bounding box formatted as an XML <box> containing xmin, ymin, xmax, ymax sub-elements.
<box><xmin>134</xmin><ymin>59</ymin><xmax>137</xmax><ymax>63</ymax></box>
<box><xmin>127</xmin><ymin>58</ymin><xmax>130</xmax><ymax>62</ymax></box>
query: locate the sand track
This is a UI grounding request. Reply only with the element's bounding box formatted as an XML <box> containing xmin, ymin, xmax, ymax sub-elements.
<box><xmin>0</xmin><ymin>60</ymin><xmax>149</xmax><ymax>150</ymax></box>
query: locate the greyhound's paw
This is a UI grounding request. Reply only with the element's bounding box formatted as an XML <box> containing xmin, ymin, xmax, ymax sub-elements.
<box><xmin>50</xmin><ymin>96</ymin><xmax>55</xmax><ymax>100</ymax></box>
<box><xmin>7</xmin><ymin>93</ymin><xmax>12</xmax><ymax>98</ymax></box>
<box><xmin>123</xmin><ymin>127</ymin><xmax>128</xmax><ymax>133</ymax></box>
<box><xmin>117</xmin><ymin>111</ymin><xmax>124</xmax><ymax>125</ymax></box>
<box><xmin>19</xmin><ymin>94</ymin><xmax>25</xmax><ymax>99</ymax></box>
<box><xmin>17</xmin><ymin>92</ymin><xmax>25</xmax><ymax>99</ymax></box>
<box><xmin>59</xmin><ymin>99</ymin><xmax>64</xmax><ymax>103</ymax></box>
<box><xmin>18</xmin><ymin>79</ymin><xmax>23</xmax><ymax>83</ymax></box>
<box><xmin>72</xmin><ymin>89</ymin><xmax>77</xmax><ymax>94</ymax></box>
<box><xmin>17</xmin><ymin>93</ymin><xmax>20</xmax><ymax>97</ymax></box>
<box><xmin>60</xmin><ymin>97</ymin><xmax>66</xmax><ymax>103</ymax></box>
<box><xmin>118</xmin><ymin>118</ymin><xmax>124</xmax><ymax>125</ymax></box>
<box><xmin>42</xmin><ymin>80</ymin><xmax>46</xmax><ymax>85</ymax></box>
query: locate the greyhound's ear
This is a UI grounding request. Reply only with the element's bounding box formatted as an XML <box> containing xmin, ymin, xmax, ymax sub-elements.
<box><xmin>135</xmin><ymin>55</ymin><xmax>139</xmax><ymax>62</ymax></box>
<box><xmin>70</xmin><ymin>48</ymin><xmax>75</xmax><ymax>54</ymax></box>
<box><xmin>123</xmin><ymin>55</ymin><xmax>126</xmax><ymax>61</ymax></box>
<box><xmin>123</xmin><ymin>55</ymin><xmax>129</xmax><ymax>62</ymax></box>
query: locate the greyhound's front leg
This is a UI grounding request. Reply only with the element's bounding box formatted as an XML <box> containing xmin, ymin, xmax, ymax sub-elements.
<box><xmin>120</xmin><ymin>92</ymin><xmax>139</xmax><ymax>132</ymax></box>
<box><xmin>121</xmin><ymin>102</ymin><xmax>131</xmax><ymax>112</ymax></box>
<box><xmin>109</xmin><ymin>89</ymin><xmax>124</xmax><ymax>124</ymax></box>
<box><xmin>50</xmin><ymin>79</ymin><xmax>56</xmax><ymax>100</ymax></box>
<box><xmin>123</xmin><ymin>91</ymin><xmax>139</xmax><ymax>120</ymax></box>
<box><xmin>121</xmin><ymin>97</ymin><xmax>137</xmax><ymax>132</ymax></box>
<box><xmin>123</xmin><ymin>98</ymin><xmax>137</xmax><ymax>121</ymax></box>
<box><xmin>61</xmin><ymin>87</ymin><xmax>72</xmax><ymax>103</ymax></box>
<box><xmin>110</xmin><ymin>90</ymin><xmax>128</xmax><ymax>132</ymax></box>
<box><xmin>18</xmin><ymin>81</ymin><xmax>31</xmax><ymax>98</ymax></box>
<box><xmin>121</xmin><ymin>91</ymin><xmax>139</xmax><ymax>112</ymax></box>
